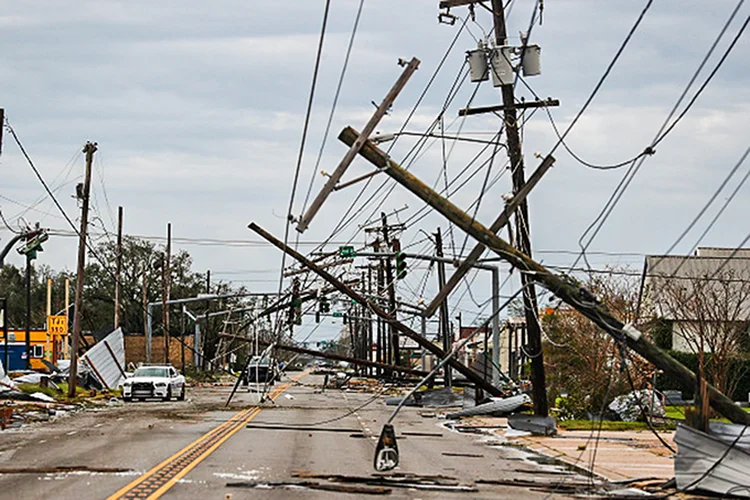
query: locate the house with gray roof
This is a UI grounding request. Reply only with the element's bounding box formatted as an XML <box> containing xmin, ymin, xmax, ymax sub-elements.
<box><xmin>637</xmin><ymin>248</ymin><xmax>750</xmax><ymax>354</ymax></box>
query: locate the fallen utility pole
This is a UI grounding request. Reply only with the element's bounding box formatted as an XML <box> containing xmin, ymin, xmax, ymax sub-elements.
<box><xmin>295</xmin><ymin>57</ymin><xmax>420</xmax><ymax>233</ymax></box>
<box><xmin>220</xmin><ymin>333</ymin><xmax>429</xmax><ymax>378</ymax></box>
<box><xmin>68</xmin><ymin>141</ymin><xmax>96</xmax><ymax>398</ymax></box>
<box><xmin>248</xmin><ymin>223</ymin><xmax>503</xmax><ymax>397</ymax></box>
<box><xmin>337</xmin><ymin>127</ymin><xmax>750</xmax><ymax>426</ymax></box>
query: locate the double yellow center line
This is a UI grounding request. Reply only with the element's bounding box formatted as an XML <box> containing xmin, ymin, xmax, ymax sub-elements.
<box><xmin>108</xmin><ymin>371</ymin><xmax>307</xmax><ymax>500</ymax></box>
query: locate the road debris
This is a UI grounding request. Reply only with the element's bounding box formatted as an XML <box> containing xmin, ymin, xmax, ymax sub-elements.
<box><xmin>226</xmin><ymin>480</ymin><xmax>391</xmax><ymax>495</ymax></box>
<box><xmin>446</xmin><ymin>393</ymin><xmax>530</xmax><ymax>419</ymax></box>
<box><xmin>0</xmin><ymin>465</ymin><xmax>132</xmax><ymax>474</ymax></box>
<box><xmin>291</xmin><ymin>471</ymin><xmax>478</xmax><ymax>492</ymax></box>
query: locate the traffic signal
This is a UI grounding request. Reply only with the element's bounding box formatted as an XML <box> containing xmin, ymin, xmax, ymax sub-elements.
<box><xmin>319</xmin><ymin>296</ymin><xmax>330</xmax><ymax>313</ymax></box>
<box><xmin>17</xmin><ymin>230</ymin><xmax>48</xmax><ymax>261</ymax></box>
<box><xmin>396</xmin><ymin>251</ymin><xmax>407</xmax><ymax>280</ymax></box>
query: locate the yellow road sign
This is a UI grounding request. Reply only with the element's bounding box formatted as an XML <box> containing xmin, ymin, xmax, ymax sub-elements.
<box><xmin>48</xmin><ymin>315</ymin><xmax>68</xmax><ymax>335</ymax></box>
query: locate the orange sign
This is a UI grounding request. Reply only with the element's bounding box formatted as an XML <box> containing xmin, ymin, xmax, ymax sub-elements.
<box><xmin>48</xmin><ymin>315</ymin><xmax>68</xmax><ymax>336</ymax></box>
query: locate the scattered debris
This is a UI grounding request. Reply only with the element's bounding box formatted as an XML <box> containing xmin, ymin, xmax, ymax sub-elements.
<box><xmin>446</xmin><ymin>394</ymin><xmax>530</xmax><ymax>419</ymax></box>
<box><xmin>226</xmin><ymin>480</ymin><xmax>391</xmax><ymax>495</ymax></box>
<box><xmin>385</xmin><ymin>387</ymin><xmax>462</xmax><ymax>408</ymax></box>
<box><xmin>608</xmin><ymin>390</ymin><xmax>665</xmax><ymax>422</ymax></box>
<box><xmin>674</xmin><ymin>422</ymin><xmax>750</xmax><ymax>498</ymax></box>
<box><xmin>0</xmin><ymin>465</ymin><xmax>132</xmax><ymax>474</ymax></box>
<box><xmin>400</xmin><ymin>431</ymin><xmax>442</xmax><ymax>437</ymax></box>
<box><xmin>291</xmin><ymin>471</ymin><xmax>478</xmax><ymax>492</ymax></box>
<box><xmin>507</xmin><ymin>413</ymin><xmax>558</xmax><ymax>436</ymax></box>
<box><xmin>441</xmin><ymin>452</ymin><xmax>484</xmax><ymax>458</ymax></box>
<box><xmin>244</xmin><ymin>423</ymin><xmax>361</xmax><ymax>433</ymax></box>
<box><xmin>29</xmin><ymin>392</ymin><xmax>55</xmax><ymax>403</ymax></box>
<box><xmin>82</xmin><ymin>328</ymin><xmax>127</xmax><ymax>390</ymax></box>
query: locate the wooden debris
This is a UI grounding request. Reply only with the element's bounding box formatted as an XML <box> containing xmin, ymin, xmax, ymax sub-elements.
<box><xmin>0</xmin><ymin>465</ymin><xmax>132</xmax><ymax>474</ymax></box>
<box><xmin>226</xmin><ymin>480</ymin><xmax>391</xmax><ymax>495</ymax></box>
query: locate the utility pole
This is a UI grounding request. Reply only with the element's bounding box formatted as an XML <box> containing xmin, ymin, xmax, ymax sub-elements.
<box><xmin>381</xmin><ymin>213</ymin><xmax>400</xmax><ymax>366</ymax></box>
<box><xmin>249</xmin><ymin>222</ymin><xmax>503</xmax><ymax>397</ymax></box>
<box><xmin>488</xmin><ymin>0</ymin><xmax>548</xmax><ymax>417</ymax></box>
<box><xmin>24</xmin><ymin>254</ymin><xmax>31</xmax><ymax>370</ymax></box>
<box><xmin>142</xmin><ymin>261</ymin><xmax>149</xmax><ymax>362</ymax></box>
<box><xmin>46</xmin><ymin>277</ymin><xmax>52</xmax><ymax>363</ymax></box>
<box><xmin>64</xmin><ymin>277</ymin><xmax>69</xmax><ymax>360</ymax></box>
<box><xmin>434</xmin><ymin>228</ymin><xmax>452</xmax><ymax>387</ymax></box>
<box><xmin>114</xmin><ymin>206</ymin><xmax>123</xmax><ymax>329</ymax></box>
<box><xmin>203</xmin><ymin>270</ymin><xmax>210</xmax><ymax>370</ymax></box>
<box><xmin>296</xmin><ymin>58</ymin><xmax>420</xmax><ymax>233</ymax></box>
<box><xmin>339</xmin><ymin>131</ymin><xmax>750</xmax><ymax>426</ymax></box>
<box><xmin>68</xmin><ymin>141</ymin><xmax>96</xmax><ymax>398</ymax></box>
<box><xmin>162</xmin><ymin>223</ymin><xmax>171</xmax><ymax>364</ymax></box>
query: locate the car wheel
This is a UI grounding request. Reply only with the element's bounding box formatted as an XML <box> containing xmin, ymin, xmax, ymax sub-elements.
<box><xmin>177</xmin><ymin>386</ymin><xmax>185</xmax><ymax>401</ymax></box>
<box><xmin>124</xmin><ymin>396</ymin><xmax>132</xmax><ymax>402</ymax></box>
<box><xmin>163</xmin><ymin>386</ymin><xmax>172</xmax><ymax>402</ymax></box>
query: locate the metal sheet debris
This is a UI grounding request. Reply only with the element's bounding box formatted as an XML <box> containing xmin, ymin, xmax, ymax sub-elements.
<box><xmin>674</xmin><ymin>422</ymin><xmax>750</xmax><ymax>498</ymax></box>
<box><xmin>82</xmin><ymin>328</ymin><xmax>126</xmax><ymax>390</ymax></box>
<box><xmin>447</xmin><ymin>394</ymin><xmax>530</xmax><ymax>419</ymax></box>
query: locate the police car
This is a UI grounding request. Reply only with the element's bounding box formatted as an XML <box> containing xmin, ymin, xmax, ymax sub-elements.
<box><xmin>122</xmin><ymin>365</ymin><xmax>186</xmax><ymax>402</ymax></box>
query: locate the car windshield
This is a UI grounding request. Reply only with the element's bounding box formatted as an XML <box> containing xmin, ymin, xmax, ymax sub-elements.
<box><xmin>134</xmin><ymin>367</ymin><xmax>169</xmax><ymax>378</ymax></box>
<box><xmin>249</xmin><ymin>357</ymin><xmax>270</xmax><ymax>367</ymax></box>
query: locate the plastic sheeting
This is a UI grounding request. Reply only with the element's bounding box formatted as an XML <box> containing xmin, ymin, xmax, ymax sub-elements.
<box><xmin>82</xmin><ymin>328</ymin><xmax>126</xmax><ymax>389</ymax></box>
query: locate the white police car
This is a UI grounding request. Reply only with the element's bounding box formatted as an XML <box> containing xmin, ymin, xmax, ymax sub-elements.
<box><xmin>122</xmin><ymin>365</ymin><xmax>186</xmax><ymax>402</ymax></box>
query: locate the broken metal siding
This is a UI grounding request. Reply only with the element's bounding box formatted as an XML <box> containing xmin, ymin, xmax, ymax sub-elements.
<box><xmin>83</xmin><ymin>328</ymin><xmax>126</xmax><ymax>389</ymax></box>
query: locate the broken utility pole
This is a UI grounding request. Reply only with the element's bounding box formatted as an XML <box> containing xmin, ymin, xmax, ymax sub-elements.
<box><xmin>248</xmin><ymin>222</ymin><xmax>504</xmax><ymax>397</ymax></box>
<box><xmin>295</xmin><ymin>57</ymin><xmax>420</xmax><ymax>233</ymax></box>
<box><xmin>68</xmin><ymin>141</ymin><xmax>96</xmax><ymax>398</ymax></box>
<box><xmin>337</xmin><ymin>127</ymin><xmax>750</xmax><ymax>426</ymax></box>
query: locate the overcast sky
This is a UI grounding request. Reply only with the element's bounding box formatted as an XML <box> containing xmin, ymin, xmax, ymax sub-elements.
<box><xmin>1</xmin><ymin>1</ymin><xmax>748</xmax><ymax>342</ymax></box>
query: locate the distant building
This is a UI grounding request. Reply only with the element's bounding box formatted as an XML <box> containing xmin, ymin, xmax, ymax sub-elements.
<box><xmin>637</xmin><ymin>247</ymin><xmax>750</xmax><ymax>353</ymax></box>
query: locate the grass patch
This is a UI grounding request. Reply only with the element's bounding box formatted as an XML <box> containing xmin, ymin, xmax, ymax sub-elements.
<box><xmin>558</xmin><ymin>419</ymin><xmax>676</xmax><ymax>431</ymax></box>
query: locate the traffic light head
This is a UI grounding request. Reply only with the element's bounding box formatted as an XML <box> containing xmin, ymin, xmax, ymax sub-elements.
<box><xmin>396</xmin><ymin>252</ymin><xmax>407</xmax><ymax>280</ymax></box>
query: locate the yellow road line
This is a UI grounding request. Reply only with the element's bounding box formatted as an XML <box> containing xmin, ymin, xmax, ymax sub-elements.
<box><xmin>108</xmin><ymin>371</ymin><xmax>308</xmax><ymax>500</ymax></box>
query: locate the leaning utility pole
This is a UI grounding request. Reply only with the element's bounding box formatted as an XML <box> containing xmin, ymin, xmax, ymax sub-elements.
<box><xmin>68</xmin><ymin>141</ymin><xmax>96</xmax><ymax>398</ymax></box>
<box><xmin>114</xmin><ymin>206</ymin><xmax>123</xmax><ymax>329</ymax></box>
<box><xmin>249</xmin><ymin>222</ymin><xmax>503</xmax><ymax>397</ymax></box>
<box><xmin>338</xmin><ymin>128</ymin><xmax>750</xmax><ymax>426</ymax></box>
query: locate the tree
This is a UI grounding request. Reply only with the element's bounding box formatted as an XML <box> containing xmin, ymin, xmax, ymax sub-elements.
<box><xmin>643</xmin><ymin>265</ymin><xmax>750</xmax><ymax>399</ymax></box>
<box><xmin>542</xmin><ymin>269</ymin><xmax>648</xmax><ymax>419</ymax></box>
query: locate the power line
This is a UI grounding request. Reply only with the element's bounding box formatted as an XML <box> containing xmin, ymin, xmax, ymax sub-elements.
<box><xmin>276</xmin><ymin>0</ymin><xmax>332</xmax><ymax>342</ymax></box>
<box><xmin>573</xmin><ymin>2</ymin><xmax>747</xmax><ymax>271</ymax></box>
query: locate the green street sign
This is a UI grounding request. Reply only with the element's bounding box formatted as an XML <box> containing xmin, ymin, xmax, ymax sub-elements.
<box><xmin>339</xmin><ymin>245</ymin><xmax>355</xmax><ymax>258</ymax></box>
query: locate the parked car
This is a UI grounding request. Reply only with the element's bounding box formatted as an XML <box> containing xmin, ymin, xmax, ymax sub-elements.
<box><xmin>122</xmin><ymin>365</ymin><xmax>186</xmax><ymax>402</ymax></box>
<box><xmin>242</xmin><ymin>357</ymin><xmax>280</xmax><ymax>385</ymax></box>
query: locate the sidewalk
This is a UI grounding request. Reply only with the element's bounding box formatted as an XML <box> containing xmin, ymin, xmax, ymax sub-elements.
<box><xmin>508</xmin><ymin>428</ymin><xmax>675</xmax><ymax>481</ymax></box>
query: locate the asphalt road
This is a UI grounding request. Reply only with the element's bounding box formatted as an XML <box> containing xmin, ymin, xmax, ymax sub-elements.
<box><xmin>0</xmin><ymin>373</ymin><xmax>583</xmax><ymax>499</ymax></box>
